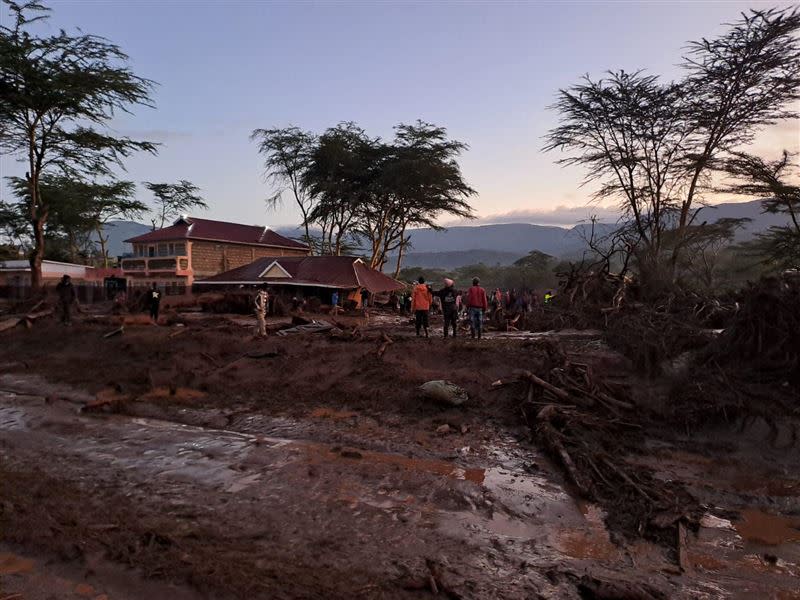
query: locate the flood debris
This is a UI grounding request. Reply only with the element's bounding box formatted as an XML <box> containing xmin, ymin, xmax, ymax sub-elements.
<box><xmin>505</xmin><ymin>341</ymin><xmax>701</xmax><ymax>556</ymax></box>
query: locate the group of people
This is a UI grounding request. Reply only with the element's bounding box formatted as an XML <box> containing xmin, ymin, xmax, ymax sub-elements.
<box><xmin>410</xmin><ymin>276</ymin><xmax>489</xmax><ymax>339</ymax></box>
<box><xmin>54</xmin><ymin>275</ymin><xmax>162</xmax><ymax>325</ymax></box>
<box><xmin>408</xmin><ymin>277</ymin><xmax>557</xmax><ymax>339</ymax></box>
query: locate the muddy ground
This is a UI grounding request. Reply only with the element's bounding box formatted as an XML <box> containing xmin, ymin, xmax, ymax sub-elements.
<box><xmin>0</xmin><ymin>308</ymin><xmax>798</xmax><ymax>599</ymax></box>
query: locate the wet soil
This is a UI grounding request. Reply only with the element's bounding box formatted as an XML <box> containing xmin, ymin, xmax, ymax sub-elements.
<box><xmin>1</xmin><ymin>313</ymin><xmax>799</xmax><ymax>599</ymax></box>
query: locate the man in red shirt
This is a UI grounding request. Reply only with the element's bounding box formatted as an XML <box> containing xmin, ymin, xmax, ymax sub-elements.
<box><xmin>465</xmin><ymin>277</ymin><xmax>488</xmax><ymax>339</ymax></box>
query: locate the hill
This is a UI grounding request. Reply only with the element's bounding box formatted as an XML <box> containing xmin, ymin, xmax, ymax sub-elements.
<box><xmin>101</xmin><ymin>199</ymin><xmax>789</xmax><ymax>266</ymax></box>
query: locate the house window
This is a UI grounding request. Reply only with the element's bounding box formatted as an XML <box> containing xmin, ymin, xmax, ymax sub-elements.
<box><xmin>157</xmin><ymin>243</ymin><xmax>168</xmax><ymax>257</ymax></box>
<box><xmin>174</xmin><ymin>243</ymin><xmax>186</xmax><ymax>255</ymax></box>
<box><xmin>148</xmin><ymin>246</ymin><xmax>155</xmax><ymax>257</ymax></box>
<box><xmin>168</xmin><ymin>243</ymin><xmax>174</xmax><ymax>255</ymax></box>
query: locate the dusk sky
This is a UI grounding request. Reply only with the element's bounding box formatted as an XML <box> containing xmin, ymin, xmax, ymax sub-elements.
<box><xmin>1</xmin><ymin>0</ymin><xmax>797</xmax><ymax>229</ymax></box>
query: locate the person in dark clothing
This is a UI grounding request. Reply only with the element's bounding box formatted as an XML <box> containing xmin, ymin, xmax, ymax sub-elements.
<box><xmin>55</xmin><ymin>274</ymin><xmax>77</xmax><ymax>325</ymax></box>
<box><xmin>148</xmin><ymin>283</ymin><xmax>161</xmax><ymax>323</ymax></box>
<box><xmin>436</xmin><ymin>278</ymin><xmax>459</xmax><ymax>338</ymax></box>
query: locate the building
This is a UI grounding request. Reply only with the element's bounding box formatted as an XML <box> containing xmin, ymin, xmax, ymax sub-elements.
<box><xmin>121</xmin><ymin>216</ymin><xmax>310</xmax><ymax>288</ymax></box>
<box><xmin>194</xmin><ymin>255</ymin><xmax>404</xmax><ymax>304</ymax></box>
<box><xmin>0</xmin><ymin>259</ymin><xmax>95</xmax><ymax>287</ymax></box>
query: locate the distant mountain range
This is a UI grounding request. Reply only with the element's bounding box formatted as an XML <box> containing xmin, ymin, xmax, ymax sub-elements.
<box><xmin>103</xmin><ymin>199</ymin><xmax>788</xmax><ymax>270</ymax></box>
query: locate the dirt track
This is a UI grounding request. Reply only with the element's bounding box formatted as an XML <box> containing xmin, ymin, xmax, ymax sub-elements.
<box><xmin>1</xmin><ymin>311</ymin><xmax>799</xmax><ymax>599</ymax></box>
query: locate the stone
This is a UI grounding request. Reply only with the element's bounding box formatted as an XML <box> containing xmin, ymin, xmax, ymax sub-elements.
<box><xmin>418</xmin><ymin>380</ymin><xmax>468</xmax><ymax>407</ymax></box>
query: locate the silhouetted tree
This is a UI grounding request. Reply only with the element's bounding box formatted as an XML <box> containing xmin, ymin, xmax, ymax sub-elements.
<box><xmin>144</xmin><ymin>180</ymin><xmax>206</xmax><ymax>229</ymax></box>
<box><xmin>545</xmin><ymin>7</ymin><xmax>800</xmax><ymax>290</ymax></box>
<box><xmin>251</xmin><ymin>126</ymin><xmax>318</xmax><ymax>251</ymax></box>
<box><xmin>0</xmin><ymin>0</ymin><xmax>157</xmax><ymax>288</ymax></box>
<box><xmin>722</xmin><ymin>151</ymin><xmax>800</xmax><ymax>270</ymax></box>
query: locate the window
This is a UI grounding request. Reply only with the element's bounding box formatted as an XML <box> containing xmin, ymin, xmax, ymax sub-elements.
<box><xmin>148</xmin><ymin>246</ymin><xmax>155</xmax><ymax>257</ymax></box>
<box><xmin>174</xmin><ymin>243</ymin><xmax>186</xmax><ymax>255</ymax></box>
<box><xmin>157</xmin><ymin>243</ymin><xmax>168</xmax><ymax>257</ymax></box>
<box><xmin>168</xmin><ymin>243</ymin><xmax>174</xmax><ymax>255</ymax></box>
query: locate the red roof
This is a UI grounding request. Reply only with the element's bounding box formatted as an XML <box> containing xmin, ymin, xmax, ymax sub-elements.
<box><xmin>196</xmin><ymin>255</ymin><xmax>404</xmax><ymax>293</ymax></box>
<box><xmin>125</xmin><ymin>217</ymin><xmax>309</xmax><ymax>250</ymax></box>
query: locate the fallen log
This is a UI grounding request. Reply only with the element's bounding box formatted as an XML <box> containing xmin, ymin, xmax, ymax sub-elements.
<box><xmin>517</xmin><ymin>369</ymin><xmax>571</xmax><ymax>401</ymax></box>
<box><xmin>0</xmin><ymin>318</ymin><xmax>22</xmax><ymax>333</ymax></box>
<box><xmin>103</xmin><ymin>326</ymin><xmax>124</xmax><ymax>338</ymax></box>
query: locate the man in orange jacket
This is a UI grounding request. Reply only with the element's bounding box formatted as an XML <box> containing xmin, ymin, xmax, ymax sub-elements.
<box><xmin>411</xmin><ymin>276</ymin><xmax>433</xmax><ymax>337</ymax></box>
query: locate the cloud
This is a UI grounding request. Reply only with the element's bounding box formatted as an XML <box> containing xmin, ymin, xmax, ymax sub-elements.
<box><xmin>449</xmin><ymin>204</ymin><xmax>622</xmax><ymax>227</ymax></box>
<box><xmin>116</xmin><ymin>129</ymin><xmax>194</xmax><ymax>142</ymax></box>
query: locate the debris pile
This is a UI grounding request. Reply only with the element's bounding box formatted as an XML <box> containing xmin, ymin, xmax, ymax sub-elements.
<box><xmin>498</xmin><ymin>341</ymin><xmax>699</xmax><ymax>551</ymax></box>
<box><xmin>670</xmin><ymin>276</ymin><xmax>800</xmax><ymax>430</ymax></box>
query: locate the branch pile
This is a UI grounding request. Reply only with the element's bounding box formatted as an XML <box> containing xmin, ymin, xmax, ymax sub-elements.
<box><xmin>498</xmin><ymin>342</ymin><xmax>699</xmax><ymax>551</ymax></box>
<box><xmin>670</xmin><ymin>276</ymin><xmax>800</xmax><ymax>431</ymax></box>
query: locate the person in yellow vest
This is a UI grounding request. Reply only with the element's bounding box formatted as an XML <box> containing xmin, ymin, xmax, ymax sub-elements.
<box><xmin>254</xmin><ymin>286</ymin><xmax>269</xmax><ymax>337</ymax></box>
<box><xmin>544</xmin><ymin>290</ymin><xmax>553</xmax><ymax>305</ymax></box>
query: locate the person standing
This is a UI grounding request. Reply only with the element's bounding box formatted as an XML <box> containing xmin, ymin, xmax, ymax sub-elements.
<box><xmin>56</xmin><ymin>274</ymin><xmax>77</xmax><ymax>325</ymax></box>
<box><xmin>411</xmin><ymin>276</ymin><xmax>432</xmax><ymax>337</ymax></box>
<box><xmin>254</xmin><ymin>286</ymin><xmax>269</xmax><ymax>337</ymax></box>
<box><xmin>148</xmin><ymin>283</ymin><xmax>161</xmax><ymax>323</ymax></box>
<box><xmin>437</xmin><ymin>278</ymin><xmax>459</xmax><ymax>338</ymax></box>
<box><xmin>466</xmin><ymin>277</ymin><xmax>488</xmax><ymax>339</ymax></box>
<box><xmin>331</xmin><ymin>290</ymin><xmax>339</xmax><ymax>317</ymax></box>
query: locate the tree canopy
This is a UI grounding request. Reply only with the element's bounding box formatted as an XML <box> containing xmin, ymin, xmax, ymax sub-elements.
<box><xmin>545</xmin><ymin>7</ymin><xmax>800</xmax><ymax>291</ymax></box>
<box><xmin>144</xmin><ymin>180</ymin><xmax>207</xmax><ymax>230</ymax></box>
<box><xmin>0</xmin><ymin>0</ymin><xmax>156</xmax><ymax>285</ymax></box>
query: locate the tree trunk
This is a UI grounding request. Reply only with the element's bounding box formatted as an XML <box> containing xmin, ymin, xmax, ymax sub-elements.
<box><xmin>96</xmin><ymin>225</ymin><xmax>109</xmax><ymax>268</ymax></box>
<box><xmin>29</xmin><ymin>217</ymin><xmax>45</xmax><ymax>291</ymax></box>
<box><xmin>393</xmin><ymin>234</ymin><xmax>407</xmax><ymax>279</ymax></box>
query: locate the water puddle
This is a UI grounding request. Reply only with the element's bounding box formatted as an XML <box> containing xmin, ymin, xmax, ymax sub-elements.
<box><xmin>735</xmin><ymin>509</ymin><xmax>800</xmax><ymax>546</ymax></box>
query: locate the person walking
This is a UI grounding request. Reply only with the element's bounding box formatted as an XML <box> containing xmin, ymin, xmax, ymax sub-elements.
<box><xmin>55</xmin><ymin>274</ymin><xmax>77</xmax><ymax>325</ymax></box>
<box><xmin>466</xmin><ymin>277</ymin><xmax>488</xmax><ymax>339</ymax></box>
<box><xmin>148</xmin><ymin>283</ymin><xmax>161</xmax><ymax>323</ymax></box>
<box><xmin>437</xmin><ymin>278</ymin><xmax>459</xmax><ymax>338</ymax></box>
<box><xmin>254</xmin><ymin>286</ymin><xmax>269</xmax><ymax>337</ymax></box>
<box><xmin>411</xmin><ymin>276</ymin><xmax>432</xmax><ymax>337</ymax></box>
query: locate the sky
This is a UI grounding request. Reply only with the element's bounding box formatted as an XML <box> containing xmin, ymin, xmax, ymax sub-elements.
<box><xmin>1</xmin><ymin>0</ymin><xmax>798</xmax><ymax>229</ymax></box>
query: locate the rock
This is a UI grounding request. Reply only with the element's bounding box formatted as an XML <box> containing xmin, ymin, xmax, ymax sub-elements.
<box><xmin>436</xmin><ymin>424</ymin><xmax>451</xmax><ymax>435</ymax></box>
<box><xmin>418</xmin><ymin>380</ymin><xmax>469</xmax><ymax>407</ymax></box>
<box><xmin>340</xmin><ymin>449</ymin><xmax>363</xmax><ymax>459</ymax></box>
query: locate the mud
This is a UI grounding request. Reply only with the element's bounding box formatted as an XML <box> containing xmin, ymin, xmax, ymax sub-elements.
<box><xmin>1</xmin><ymin>313</ymin><xmax>799</xmax><ymax>599</ymax></box>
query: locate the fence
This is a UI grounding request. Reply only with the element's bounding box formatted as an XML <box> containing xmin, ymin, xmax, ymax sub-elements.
<box><xmin>0</xmin><ymin>280</ymin><xmax>187</xmax><ymax>304</ymax></box>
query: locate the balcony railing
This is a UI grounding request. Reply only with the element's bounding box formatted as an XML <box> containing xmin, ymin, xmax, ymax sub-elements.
<box><xmin>121</xmin><ymin>256</ymin><xmax>190</xmax><ymax>276</ymax></box>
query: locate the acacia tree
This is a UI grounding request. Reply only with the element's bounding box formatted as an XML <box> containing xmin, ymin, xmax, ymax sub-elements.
<box><xmin>383</xmin><ymin>121</ymin><xmax>475</xmax><ymax>275</ymax></box>
<box><xmin>303</xmin><ymin>123</ymin><xmax>374</xmax><ymax>256</ymax></box>
<box><xmin>0</xmin><ymin>0</ymin><xmax>157</xmax><ymax>288</ymax></box>
<box><xmin>8</xmin><ymin>175</ymin><xmax>145</xmax><ymax>266</ymax></box>
<box><xmin>722</xmin><ymin>151</ymin><xmax>800</xmax><ymax>270</ymax></box>
<box><xmin>144</xmin><ymin>180</ymin><xmax>206</xmax><ymax>229</ymax></box>
<box><xmin>250</xmin><ymin>126</ymin><xmax>318</xmax><ymax>250</ymax></box>
<box><xmin>301</xmin><ymin>121</ymin><xmax>475</xmax><ymax>271</ymax></box>
<box><xmin>545</xmin><ymin>7</ymin><xmax>800</xmax><ymax>291</ymax></box>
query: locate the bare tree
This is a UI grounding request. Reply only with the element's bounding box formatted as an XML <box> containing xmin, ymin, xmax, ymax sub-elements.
<box><xmin>545</xmin><ymin>8</ymin><xmax>800</xmax><ymax>290</ymax></box>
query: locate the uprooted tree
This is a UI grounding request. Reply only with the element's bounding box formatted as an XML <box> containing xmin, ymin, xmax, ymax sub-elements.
<box><xmin>544</xmin><ymin>7</ymin><xmax>800</xmax><ymax>295</ymax></box>
<box><xmin>0</xmin><ymin>0</ymin><xmax>157</xmax><ymax>288</ymax></box>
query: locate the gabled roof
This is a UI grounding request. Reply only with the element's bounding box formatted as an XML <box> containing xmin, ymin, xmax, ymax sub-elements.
<box><xmin>196</xmin><ymin>255</ymin><xmax>404</xmax><ymax>293</ymax></box>
<box><xmin>125</xmin><ymin>217</ymin><xmax>309</xmax><ymax>251</ymax></box>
